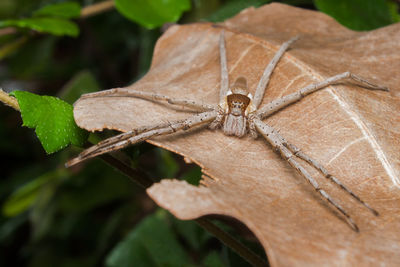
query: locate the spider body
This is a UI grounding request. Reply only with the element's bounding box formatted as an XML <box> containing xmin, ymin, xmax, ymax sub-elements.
<box><xmin>219</xmin><ymin>77</ymin><xmax>255</xmax><ymax>137</ymax></box>
<box><xmin>67</xmin><ymin>31</ymin><xmax>388</xmax><ymax>231</ymax></box>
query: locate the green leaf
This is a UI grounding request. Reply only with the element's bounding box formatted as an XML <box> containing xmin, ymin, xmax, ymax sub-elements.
<box><xmin>2</xmin><ymin>170</ymin><xmax>59</xmax><ymax>217</ymax></box>
<box><xmin>314</xmin><ymin>0</ymin><xmax>395</xmax><ymax>31</ymax></box>
<box><xmin>206</xmin><ymin>0</ymin><xmax>269</xmax><ymax>22</ymax></box>
<box><xmin>387</xmin><ymin>1</ymin><xmax>400</xmax><ymax>23</ymax></box>
<box><xmin>106</xmin><ymin>210</ymin><xmax>191</xmax><ymax>267</ymax></box>
<box><xmin>115</xmin><ymin>0</ymin><xmax>191</xmax><ymax>29</ymax></box>
<box><xmin>10</xmin><ymin>91</ymin><xmax>88</xmax><ymax>154</ymax></box>
<box><xmin>33</xmin><ymin>2</ymin><xmax>81</xmax><ymax>19</ymax></box>
<box><xmin>0</xmin><ymin>17</ymin><xmax>79</xmax><ymax>37</ymax></box>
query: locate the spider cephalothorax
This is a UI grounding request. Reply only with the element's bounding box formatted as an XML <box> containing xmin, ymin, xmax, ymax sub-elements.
<box><xmin>67</xmin><ymin>30</ymin><xmax>388</xmax><ymax>231</ymax></box>
<box><xmin>216</xmin><ymin>77</ymin><xmax>256</xmax><ymax>137</ymax></box>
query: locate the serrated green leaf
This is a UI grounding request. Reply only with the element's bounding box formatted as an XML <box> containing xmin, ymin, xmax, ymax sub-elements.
<box><xmin>33</xmin><ymin>2</ymin><xmax>81</xmax><ymax>19</ymax></box>
<box><xmin>0</xmin><ymin>17</ymin><xmax>79</xmax><ymax>37</ymax></box>
<box><xmin>10</xmin><ymin>91</ymin><xmax>88</xmax><ymax>154</ymax></box>
<box><xmin>314</xmin><ymin>0</ymin><xmax>395</xmax><ymax>31</ymax></box>
<box><xmin>115</xmin><ymin>0</ymin><xmax>191</xmax><ymax>29</ymax></box>
<box><xmin>106</xmin><ymin>210</ymin><xmax>190</xmax><ymax>267</ymax></box>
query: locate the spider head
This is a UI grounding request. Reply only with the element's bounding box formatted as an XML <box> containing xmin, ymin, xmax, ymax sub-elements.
<box><xmin>225</xmin><ymin>77</ymin><xmax>255</xmax><ymax>116</ymax></box>
<box><xmin>220</xmin><ymin>77</ymin><xmax>256</xmax><ymax>137</ymax></box>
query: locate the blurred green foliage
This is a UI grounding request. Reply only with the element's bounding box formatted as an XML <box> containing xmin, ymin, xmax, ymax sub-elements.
<box><xmin>206</xmin><ymin>0</ymin><xmax>270</xmax><ymax>22</ymax></box>
<box><xmin>115</xmin><ymin>0</ymin><xmax>191</xmax><ymax>29</ymax></box>
<box><xmin>32</xmin><ymin>2</ymin><xmax>81</xmax><ymax>18</ymax></box>
<box><xmin>0</xmin><ymin>0</ymin><xmax>398</xmax><ymax>266</ymax></box>
<box><xmin>314</xmin><ymin>0</ymin><xmax>399</xmax><ymax>30</ymax></box>
<box><xmin>0</xmin><ymin>17</ymin><xmax>80</xmax><ymax>37</ymax></box>
<box><xmin>0</xmin><ymin>2</ymin><xmax>82</xmax><ymax>37</ymax></box>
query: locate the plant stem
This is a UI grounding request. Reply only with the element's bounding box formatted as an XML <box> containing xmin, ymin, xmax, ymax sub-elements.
<box><xmin>0</xmin><ymin>27</ymin><xmax>16</xmax><ymax>36</ymax></box>
<box><xmin>0</xmin><ymin>89</ymin><xmax>19</xmax><ymax>111</ymax></box>
<box><xmin>80</xmin><ymin>0</ymin><xmax>115</xmax><ymax>18</ymax></box>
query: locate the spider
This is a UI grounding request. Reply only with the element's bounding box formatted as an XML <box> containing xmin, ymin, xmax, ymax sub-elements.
<box><xmin>67</xmin><ymin>30</ymin><xmax>389</xmax><ymax>232</ymax></box>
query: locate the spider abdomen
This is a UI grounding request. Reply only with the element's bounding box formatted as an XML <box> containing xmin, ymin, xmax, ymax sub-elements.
<box><xmin>223</xmin><ymin>113</ymin><xmax>247</xmax><ymax>137</ymax></box>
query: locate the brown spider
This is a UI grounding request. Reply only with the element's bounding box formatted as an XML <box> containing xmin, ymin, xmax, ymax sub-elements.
<box><xmin>67</xmin><ymin>31</ymin><xmax>389</xmax><ymax>231</ymax></box>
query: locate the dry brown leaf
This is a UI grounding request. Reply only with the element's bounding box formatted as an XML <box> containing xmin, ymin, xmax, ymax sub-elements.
<box><xmin>73</xmin><ymin>3</ymin><xmax>400</xmax><ymax>266</ymax></box>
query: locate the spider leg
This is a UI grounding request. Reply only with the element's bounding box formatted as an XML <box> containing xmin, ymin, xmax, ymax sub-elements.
<box><xmin>66</xmin><ymin>111</ymin><xmax>218</xmax><ymax>167</ymax></box>
<box><xmin>253</xmin><ymin>118</ymin><xmax>360</xmax><ymax>232</ymax></box>
<box><xmin>219</xmin><ymin>30</ymin><xmax>229</xmax><ymax>103</ymax></box>
<box><xmin>257</xmin><ymin>71</ymin><xmax>389</xmax><ymax>119</ymax></box>
<box><xmin>209</xmin><ymin>107</ymin><xmax>225</xmax><ymax>130</ymax></box>
<box><xmin>253</xmin><ymin>36</ymin><xmax>299</xmax><ymax>108</ymax></box>
<box><xmin>81</xmin><ymin>88</ymin><xmax>216</xmax><ymax>112</ymax></box>
<box><xmin>285</xmin><ymin>143</ymin><xmax>379</xmax><ymax>216</ymax></box>
<box><xmin>81</xmin><ymin>120</ymin><xmax>185</xmax><ymax>154</ymax></box>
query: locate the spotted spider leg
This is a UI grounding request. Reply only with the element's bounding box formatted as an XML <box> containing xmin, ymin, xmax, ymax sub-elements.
<box><xmin>210</xmin><ymin>31</ymin><xmax>229</xmax><ymax>130</ymax></box>
<box><xmin>285</xmin><ymin>142</ymin><xmax>379</xmax><ymax>216</ymax></box>
<box><xmin>81</xmin><ymin>87</ymin><xmax>217</xmax><ymax>112</ymax></box>
<box><xmin>253</xmin><ymin>117</ymin><xmax>361</xmax><ymax>231</ymax></box>
<box><xmin>76</xmin><ymin>120</ymin><xmax>189</xmax><ymax>157</ymax></box>
<box><xmin>252</xmin><ymin>36</ymin><xmax>299</xmax><ymax>108</ymax></box>
<box><xmin>66</xmin><ymin>110</ymin><xmax>217</xmax><ymax>167</ymax></box>
<box><xmin>256</xmin><ymin>71</ymin><xmax>389</xmax><ymax>119</ymax></box>
<box><xmin>218</xmin><ymin>30</ymin><xmax>229</xmax><ymax>103</ymax></box>
<box><xmin>253</xmin><ymin>112</ymin><xmax>379</xmax><ymax>216</ymax></box>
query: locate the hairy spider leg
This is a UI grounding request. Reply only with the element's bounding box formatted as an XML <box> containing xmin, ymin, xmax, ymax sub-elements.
<box><xmin>66</xmin><ymin>111</ymin><xmax>217</xmax><ymax>167</ymax></box>
<box><xmin>81</xmin><ymin>88</ymin><xmax>216</xmax><ymax>112</ymax></box>
<box><xmin>262</xmin><ymin>121</ymin><xmax>379</xmax><ymax>216</ymax></box>
<box><xmin>256</xmin><ymin>71</ymin><xmax>389</xmax><ymax>119</ymax></box>
<box><xmin>219</xmin><ymin>30</ymin><xmax>229</xmax><ymax>102</ymax></box>
<box><xmin>77</xmin><ymin>120</ymin><xmax>190</xmax><ymax>157</ymax></box>
<box><xmin>253</xmin><ymin>118</ymin><xmax>360</xmax><ymax>232</ymax></box>
<box><xmin>285</xmin><ymin>143</ymin><xmax>379</xmax><ymax>216</ymax></box>
<box><xmin>253</xmin><ymin>36</ymin><xmax>299</xmax><ymax>108</ymax></box>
